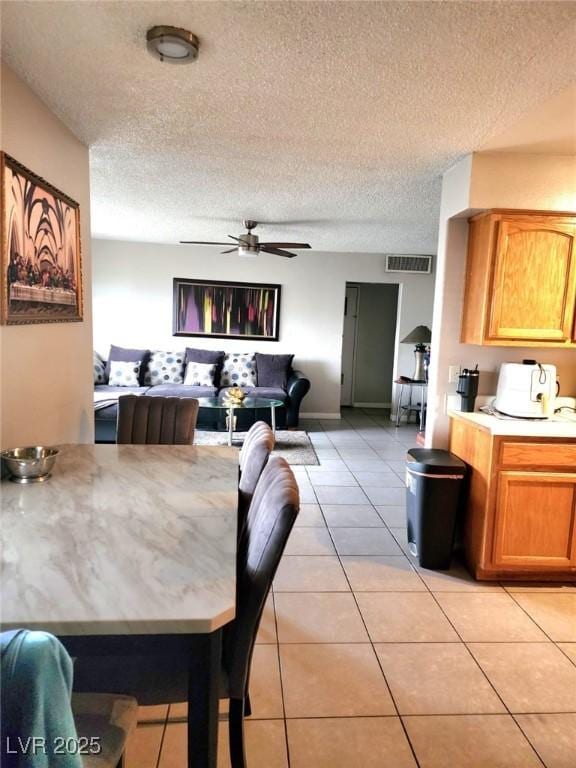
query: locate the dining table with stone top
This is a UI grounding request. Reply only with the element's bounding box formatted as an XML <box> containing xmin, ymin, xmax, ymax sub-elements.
<box><xmin>1</xmin><ymin>442</ymin><xmax>239</xmax><ymax>768</ymax></box>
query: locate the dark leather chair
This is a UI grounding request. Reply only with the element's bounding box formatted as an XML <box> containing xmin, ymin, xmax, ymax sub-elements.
<box><xmin>238</xmin><ymin>421</ymin><xmax>275</xmax><ymax>525</ymax></box>
<box><xmin>116</xmin><ymin>395</ymin><xmax>199</xmax><ymax>445</ymax></box>
<box><xmin>225</xmin><ymin>455</ymin><xmax>299</xmax><ymax>767</ymax></box>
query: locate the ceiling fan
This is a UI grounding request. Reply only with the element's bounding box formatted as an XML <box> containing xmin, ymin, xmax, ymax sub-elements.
<box><xmin>180</xmin><ymin>220</ymin><xmax>312</xmax><ymax>258</ymax></box>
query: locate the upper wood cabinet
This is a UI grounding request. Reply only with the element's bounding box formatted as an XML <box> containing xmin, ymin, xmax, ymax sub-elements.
<box><xmin>461</xmin><ymin>210</ymin><xmax>576</xmax><ymax>347</ymax></box>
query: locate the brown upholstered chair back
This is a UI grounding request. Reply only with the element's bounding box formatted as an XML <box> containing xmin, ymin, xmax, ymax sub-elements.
<box><xmin>238</xmin><ymin>421</ymin><xmax>275</xmax><ymax>523</ymax></box>
<box><xmin>224</xmin><ymin>456</ymin><xmax>299</xmax><ymax>699</ymax></box>
<box><xmin>117</xmin><ymin>395</ymin><xmax>199</xmax><ymax>445</ymax></box>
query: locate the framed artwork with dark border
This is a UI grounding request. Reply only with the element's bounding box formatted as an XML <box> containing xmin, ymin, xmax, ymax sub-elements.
<box><xmin>173</xmin><ymin>277</ymin><xmax>281</xmax><ymax>341</ymax></box>
<box><xmin>1</xmin><ymin>152</ymin><xmax>83</xmax><ymax>325</ymax></box>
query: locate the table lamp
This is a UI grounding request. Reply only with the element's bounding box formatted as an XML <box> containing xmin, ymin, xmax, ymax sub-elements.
<box><xmin>401</xmin><ymin>325</ymin><xmax>431</xmax><ymax>381</ymax></box>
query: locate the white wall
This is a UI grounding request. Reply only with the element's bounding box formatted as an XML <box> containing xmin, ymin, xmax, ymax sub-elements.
<box><xmin>0</xmin><ymin>63</ymin><xmax>93</xmax><ymax>448</ymax></box>
<box><xmin>92</xmin><ymin>240</ymin><xmax>435</xmax><ymax>417</ymax></box>
<box><xmin>427</xmin><ymin>152</ymin><xmax>576</xmax><ymax>448</ymax></box>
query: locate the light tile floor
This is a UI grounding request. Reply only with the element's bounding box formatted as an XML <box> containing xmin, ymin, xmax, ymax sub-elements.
<box><xmin>125</xmin><ymin>408</ymin><xmax>576</xmax><ymax>768</ymax></box>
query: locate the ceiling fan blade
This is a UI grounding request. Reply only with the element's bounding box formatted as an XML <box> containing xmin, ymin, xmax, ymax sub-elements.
<box><xmin>227</xmin><ymin>235</ymin><xmax>243</xmax><ymax>242</ymax></box>
<box><xmin>260</xmin><ymin>242</ymin><xmax>311</xmax><ymax>249</ymax></box>
<box><xmin>180</xmin><ymin>240</ymin><xmax>232</xmax><ymax>246</ymax></box>
<box><xmin>260</xmin><ymin>247</ymin><xmax>297</xmax><ymax>258</ymax></box>
<box><xmin>220</xmin><ymin>247</ymin><xmax>238</xmax><ymax>254</ymax></box>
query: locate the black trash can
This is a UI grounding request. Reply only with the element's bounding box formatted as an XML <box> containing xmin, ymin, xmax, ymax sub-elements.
<box><xmin>405</xmin><ymin>449</ymin><xmax>467</xmax><ymax>569</ymax></box>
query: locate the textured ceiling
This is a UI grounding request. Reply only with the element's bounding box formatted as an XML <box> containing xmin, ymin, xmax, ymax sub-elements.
<box><xmin>1</xmin><ymin>1</ymin><xmax>575</xmax><ymax>253</ymax></box>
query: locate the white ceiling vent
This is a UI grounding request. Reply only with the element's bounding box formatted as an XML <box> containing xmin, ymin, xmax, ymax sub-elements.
<box><xmin>385</xmin><ymin>254</ymin><xmax>432</xmax><ymax>274</ymax></box>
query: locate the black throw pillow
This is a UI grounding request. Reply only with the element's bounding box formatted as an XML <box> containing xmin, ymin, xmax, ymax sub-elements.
<box><xmin>255</xmin><ymin>353</ymin><xmax>294</xmax><ymax>389</ymax></box>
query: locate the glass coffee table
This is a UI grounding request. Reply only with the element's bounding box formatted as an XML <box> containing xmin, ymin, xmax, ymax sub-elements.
<box><xmin>196</xmin><ymin>397</ymin><xmax>284</xmax><ymax>446</ymax></box>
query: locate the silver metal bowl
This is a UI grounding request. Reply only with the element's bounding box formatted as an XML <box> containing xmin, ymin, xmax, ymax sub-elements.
<box><xmin>1</xmin><ymin>446</ymin><xmax>59</xmax><ymax>484</ymax></box>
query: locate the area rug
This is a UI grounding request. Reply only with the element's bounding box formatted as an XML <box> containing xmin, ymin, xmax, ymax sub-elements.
<box><xmin>194</xmin><ymin>430</ymin><xmax>319</xmax><ymax>466</ymax></box>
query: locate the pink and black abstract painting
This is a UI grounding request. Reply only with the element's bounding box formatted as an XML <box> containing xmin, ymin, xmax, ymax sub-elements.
<box><xmin>1</xmin><ymin>153</ymin><xmax>82</xmax><ymax>325</ymax></box>
<box><xmin>173</xmin><ymin>278</ymin><xmax>281</xmax><ymax>340</ymax></box>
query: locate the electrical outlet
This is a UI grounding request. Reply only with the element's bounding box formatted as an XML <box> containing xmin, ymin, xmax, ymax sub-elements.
<box><xmin>446</xmin><ymin>394</ymin><xmax>461</xmax><ymax>413</ymax></box>
<box><xmin>448</xmin><ymin>365</ymin><xmax>460</xmax><ymax>384</ymax></box>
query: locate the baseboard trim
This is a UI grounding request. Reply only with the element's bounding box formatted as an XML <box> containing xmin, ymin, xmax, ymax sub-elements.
<box><xmin>352</xmin><ymin>402</ymin><xmax>392</xmax><ymax>408</ymax></box>
<box><xmin>301</xmin><ymin>412</ymin><xmax>342</xmax><ymax>419</ymax></box>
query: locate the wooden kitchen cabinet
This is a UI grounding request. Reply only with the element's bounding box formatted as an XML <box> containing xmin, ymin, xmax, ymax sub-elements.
<box><xmin>449</xmin><ymin>413</ymin><xmax>576</xmax><ymax>581</ymax></box>
<box><xmin>461</xmin><ymin>210</ymin><xmax>576</xmax><ymax>347</ymax></box>
<box><xmin>494</xmin><ymin>471</ymin><xmax>576</xmax><ymax>569</ymax></box>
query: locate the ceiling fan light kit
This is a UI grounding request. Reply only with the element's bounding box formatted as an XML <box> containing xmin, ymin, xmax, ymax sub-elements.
<box><xmin>238</xmin><ymin>221</ymin><xmax>258</xmax><ymax>257</ymax></box>
<box><xmin>238</xmin><ymin>245</ymin><xmax>257</xmax><ymax>258</ymax></box>
<box><xmin>180</xmin><ymin>220</ymin><xmax>312</xmax><ymax>259</ymax></box>
<box><xmin>146</xmin><ymin>25</ymin><xmax>199</xmax><ymax>64</ymax></box>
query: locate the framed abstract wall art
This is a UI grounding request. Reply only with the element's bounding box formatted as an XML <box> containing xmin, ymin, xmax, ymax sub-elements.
<box><xmin>1</xmin><ymin>152</ymin><xmax>83</xmax><ymax>325</ymax></box>
<box><xmin>173</xmin><ymin>278</ymin><xmax>281</xmax><ymax>341</ymax></box>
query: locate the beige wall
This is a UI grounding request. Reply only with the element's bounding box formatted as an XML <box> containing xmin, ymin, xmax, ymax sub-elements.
<box><xmin>92</xmin><ymin>239</ymin><xmax>435</xmax><ymax>418</ymax></box>
<box><xmin>470</xmin><ymin>153</ymin><xmax>576</xmax><ymax>212</ymax></box>
<box><xmin>427</xmin><ymin>152</ymin><xmax>576</xmax><ymax>448</ymax></box>
<box><xmin>0</xmin><ymin>63</ymin><xmax>93</xmax><ymax>448</ymax></box>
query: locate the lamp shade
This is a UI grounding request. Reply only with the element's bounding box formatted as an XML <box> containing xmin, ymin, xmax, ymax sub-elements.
<box><xmin>401</xmin><ymin>325</ymin><xmax>431</xmax><ymax>344</ymax></box>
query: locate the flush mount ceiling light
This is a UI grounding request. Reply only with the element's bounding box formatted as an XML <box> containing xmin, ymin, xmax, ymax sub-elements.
<box><xmin>146</xmin><ymin>25</ymin><xmax>199</xmax><ymax>64</ymax></box>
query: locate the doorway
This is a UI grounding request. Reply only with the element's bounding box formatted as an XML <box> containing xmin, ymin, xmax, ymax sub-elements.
<box><xmin>340</xmin><ymin>282</ymin><xmax>399</xmax><ymax>407</ymax></box>
<box><xmin>341</xmin><ymin>285</ymin><xmax>359</xmax><ymax>406</ymax></box>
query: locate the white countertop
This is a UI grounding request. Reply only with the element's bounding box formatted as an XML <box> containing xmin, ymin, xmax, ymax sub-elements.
<box><xmin>449</xmin><ymin>410</ymin><xmax>576</xmax><ymax>438</ymax></box>
<box><xmin>1</xmin><ymin>444</ymin><xmax>239</xmax><ymax>635</ymax></box>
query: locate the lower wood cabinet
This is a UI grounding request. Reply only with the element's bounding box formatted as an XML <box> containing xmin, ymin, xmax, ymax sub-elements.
<box><xmin>494</xmin><ymin>471</ymin><xmax>576</xmax><ymax>570</ymax></box>
<box><xmin>449</xmin><ymin>416</ymin><xmax>576</xmax><ymax>581</ymax></box>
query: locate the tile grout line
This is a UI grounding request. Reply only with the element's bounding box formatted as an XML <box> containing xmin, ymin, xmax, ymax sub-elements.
<box><xmin>555</xmin><ymin>644</ymin><xmax>576</xmax><ymax>668</ymax></box>
<box><xmin>502</xmin><ymin>587</ymin><xmax>576</xmax><ymax>767</ymax></box>
<box><xmin>335</xmin><ymin>419</ymin><xmax>543</xmax><ymax>731</ymax></box>
<box><xmin>505</xmin><ymin>589</ymin><xmax>569</xmax><ymax>646</ymax></box>
<box><xmin>383</xmin><ymin>458</ymin><xmax>559</xmax><ymax>766</ymax></box>
<box><xmin>413</xmin><ymin>561</ymin><xmax>518</xmax><ymax>721</ymax></box>
<box><xmin>324</xmin><ymin>414</ymin><xmax>520</xmax><ymax>766</ymax></box>
<box><xmin>137</xmin><ymin>412</ymin><xmax>574</xmax><ymax>767</ymax></box>
<box><xmin>279</xmin><ymin>710</ymin><xmax>576</xmax><ymax>719</ymax></box>
<box><xmin>259</xmin><ymin>636</ymin><xmax>573</xmax><ymax>644</ymax></box>
<box><xmin>347</xmin><ymin>418</ymin><xmax>426</xmax><ymax>768</ymax></box>
<box><xmin>345</xmin><ymin>414</ymin><xmax>541</xmax><ymax>765</ymax></box>
<box><xmin>286</xmin><ymin>412</ymin><xmax>572</xmax><ymax>767</ymax></box>
<box><xmin>508</xmin><ymin>712</ymin><xmax>550</xmax><ymax>768</ymax></box>
<box><xmin>156</xmin><ymin>710</ymin><xmax>576</xmax><ymax>723</ymax></box>
<box><xmin>269</xmin><ymin>588</ymin><xmax>292</xmax><ymax>768</ymax></box>
<box><xmin>317</xmin><ymin>421</ymin><xmax>423</xmax><ymax>768</ymax></box>
<box><xmin>154</xmin><ymin>702</ymin><xmax>171</xmax><ymax>768</ymax></box>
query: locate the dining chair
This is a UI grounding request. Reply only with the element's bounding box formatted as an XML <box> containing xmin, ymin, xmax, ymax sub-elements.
<box><xmin>117</xmin><ymin>395</ymin><xmax>199</xmax><ymax>445</ymax></box>
<box><xmin>224</xmin><ymin>455</ymin><xmax>299</xmax><ymax>767</ymax></box>
<box><xmin>0</xmin><ymin>629</ymin><xmax>137</xmax><ymax>768</ymax></box>
<box><xmin>238</xmin><ymin>421</ymin><xmax>275</xmax><ymax>526</ymax></box>
<box><xmin>70</xmin><ymin>456</ymin><xmax>299</xmax><ymax>768</ymax></box>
